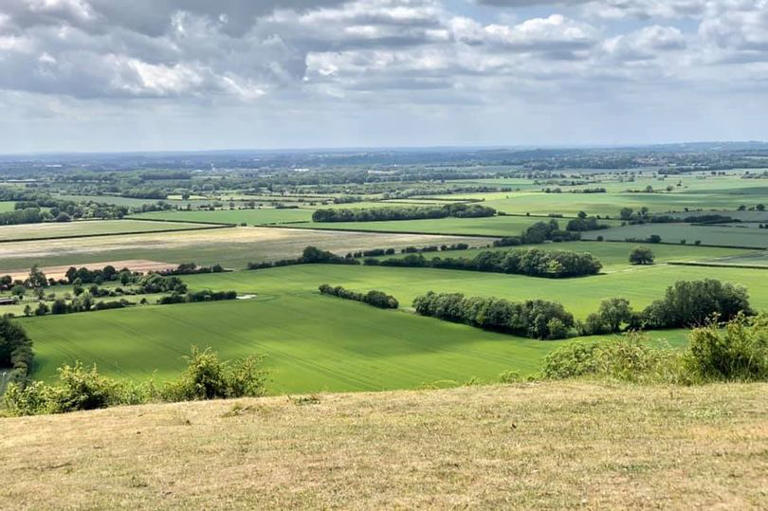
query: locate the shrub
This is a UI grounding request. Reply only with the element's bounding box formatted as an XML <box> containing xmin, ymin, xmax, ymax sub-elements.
<box><xmin>5</xmin><ymin>347</ymin><xmax>268</xmax><ymax>416</ymax></box>
<box><xmin>161</xmin><ymin>347</ymin><xmax>267</xmax><ymax>401</ymax></box>
<box><xmin>541</xmin><ymin>332</ymin><xmax>677</xmax><ymax>383</ymax></box>
<box><xmin>682</xmin><ymin>314</ymin><xmax>768</xmax><ymax>382</ymax></box>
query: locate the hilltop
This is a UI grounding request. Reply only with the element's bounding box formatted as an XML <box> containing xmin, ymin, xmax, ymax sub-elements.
<box><xmin>1</xmin><ymin>382</ymin><xmax>766</xmax><ymax>510</ymax></box>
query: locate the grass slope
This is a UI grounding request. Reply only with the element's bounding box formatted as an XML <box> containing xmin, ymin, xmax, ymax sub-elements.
<box><xmin>25</xmin><ymin>296</ymin><xmax>670</xmax><ymax>391</ymax></box>
<box><xmin>1</xmin><ymin>382</ymin><xmax>766</xmax><ymax>509</ymax></box>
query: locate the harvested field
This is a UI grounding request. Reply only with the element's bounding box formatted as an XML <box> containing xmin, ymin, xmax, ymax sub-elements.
<box><xmin>3</xmin><ymin>259</ymin><xmax>175</xmax><ymax>281</ymax></box>
<box><xmin>0</xmin><ymin>226</ymin><xmax>493</xmax><ymax>272</ymax></box>
<box><xmin>0</xmin><ymin>219</ymin><xmax>215</xmax><ymax>242</ymax></box>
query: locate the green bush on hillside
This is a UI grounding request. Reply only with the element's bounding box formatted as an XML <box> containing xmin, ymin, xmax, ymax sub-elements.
<box><xmin>3</xmin><ymin>347</ymin><xmax>267</xmax><ymax>417</ymax></box>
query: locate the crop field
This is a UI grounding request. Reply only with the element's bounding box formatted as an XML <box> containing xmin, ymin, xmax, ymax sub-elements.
<box><xmin>131</xmin><ymin>207</ymin><xmax>314</xmax><ymax>225</ymax></box>
<box><xmin>0</xmin><ymin>226</ymin><xmax>490</xmax><ymax>273</ymax></box>
<box><xmin>179</xmin><ymin>261</ymin><xmax>768</xmax><ymax>320</ymax></box>
<box><xmin>21</xmin><ymin>295</ymin><xmax>687</xmax><ymax>392</ymax></box>
<box><xmin>0</xmin><ymin>219</ymin><xmax>216</xmax><ymax>242</ymax></box>
<box><xmin>375</xmin><ymin>241</ymin><xmax>756</xmax><ymax>267</ymax></box>
<box><xmin>582</xmin><ymin>222</ymin><xmax>768</xmax><ymax>248</ymax></box>
<box><xmin>291</xmin><ymin>215</ymin><xmax>576</xmax><ymax>236</ymax></box>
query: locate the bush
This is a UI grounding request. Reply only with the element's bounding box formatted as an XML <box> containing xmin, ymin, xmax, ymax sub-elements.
<box><xmin>4</xmin><ymin>347</ymin><xmax>268</xmax><ymax>416</ymax></box>
<box><xmin>682</xmin><ymin>314</ymin><xmax>768</xmax><ymax>382</ymax></box>
<box><xmin>541</xmin><ymin>332</ymin><xmax>677</xmax><ymax>383</ymax></box>
<box><xmin>161</xmin><ymin>347</ymin><xmax>267</xmax><ymax>401</ymax></box>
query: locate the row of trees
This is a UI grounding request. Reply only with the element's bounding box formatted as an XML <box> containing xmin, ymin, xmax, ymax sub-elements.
<box><xmin>248</xmin><ymin>246</ymin><xmax>358</xmax><ymax>270</ymax></box>
<box><xmin>371</xmin><ymin>248</ymin><xmax>603</xmax><ymax>279</ymax></box>
<box><xmin>413</xmin><ymin>292</ymin><xmax>575</xmax><ymax>339</ymax></box>
<box><xmin>318</xmin><ymin>285</ymin><xmax>399</xmax><ymax>309</ymax></box>
<box><xmin>414</xmin><ymin>279</ymin><xmax>752</xmax><ymax>340</ymax></box>
<box><xmin>311</xmin><ymin>203</ymin><xmax>496</xmax><ymax>222</ymax></box>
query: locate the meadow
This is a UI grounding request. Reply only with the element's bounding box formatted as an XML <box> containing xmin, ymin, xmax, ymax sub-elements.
<box><xmin>0</xmin><ymin>201</ymin><xmax>15</xmax><ymax>212</ymax></box>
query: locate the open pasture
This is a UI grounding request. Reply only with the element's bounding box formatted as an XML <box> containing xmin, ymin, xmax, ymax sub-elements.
<box><xmin>0</xmin><ymin>226</ymin><xmax>490</xmax><ymax>273</ymax></box>
<box><xmin>0</xmin><ymin>201</ymin><xmax>15</xmax><ymax>212</ymax></box>
<box><xmin>21</xmin><ymin>295</ymin><xmax>687</xmax><ymax>392</ymax></box>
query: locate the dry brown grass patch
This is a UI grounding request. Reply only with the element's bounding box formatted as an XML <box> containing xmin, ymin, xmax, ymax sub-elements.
<box><xmin>0</xmin><ymin>382</ymin><xmax>766</xmax><ymax>509</ymax></box>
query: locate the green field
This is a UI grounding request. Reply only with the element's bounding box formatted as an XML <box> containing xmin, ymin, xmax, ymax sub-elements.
<box><xmin>21</xmin><ymin>295</ymin><xmax>688</xmax><ymax>393</ymax></box>
<box><xmin>582</xmin><ymin>223</ymin><xmax>768</xmax><ymax>248</ymax></box>
<box><xmin>0</xmin><ymin>219</ymin><xmax>214</xmax><ymax>241</ymax></box>
<box><xmin>0</xmin><ymin>201</ymin><xmax>15</xmax><ymax>212</ymax></box>
<box><xmin>375</xmin><ymin>241</ymin><xmax>756</xmax><ymax>267</ymax></box>
<box><xmin>19</xmin><ymin>240</ymin><xmax>765</xmax><ymax>392</ymax></box>
<box><xmin>179</xmin><ymin>261</ymin><xmax>768</xmax><ymax>320</ymax></box>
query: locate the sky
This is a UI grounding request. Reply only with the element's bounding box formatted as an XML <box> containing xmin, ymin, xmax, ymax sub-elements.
<box><xmin>0</xmin><ymin>0</ymin><xmax>767</xmax><ymax>153</ymax></box>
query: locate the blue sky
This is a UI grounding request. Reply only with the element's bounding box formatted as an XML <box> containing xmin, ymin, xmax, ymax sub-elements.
<box><xmin>0</xmin><ymin>0</ymin><xmax>766</xmax><ymax>153</ymax></box>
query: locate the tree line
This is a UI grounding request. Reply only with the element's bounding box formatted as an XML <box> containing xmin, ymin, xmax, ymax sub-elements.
<box><xmin>368</xmin><ymin>247</ymin><xmax>603</xmax><ymax>279</ymax></box>
<box><xmin>414</xmin><ymin>279</ymin><xmax>752</xmax><ymax>340</ymax></box>
<box><xmin>311</xmin><ymin>203</ymin><xmax>496</xmax><ymax>223</ymax></box>
<box><xmin>318</xmin><ymin>285</ymin><xmax>399</xmax><ymax>309</ymax></box>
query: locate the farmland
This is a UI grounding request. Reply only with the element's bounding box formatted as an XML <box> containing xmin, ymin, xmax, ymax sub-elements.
<box><xmin>0</xmin><ymin>219</ymin><xmax>217</xmax><ymax>242</ymax></box>
<box><xmin>17</xmin><ymin>238</ymin><xmax>766</xmax><ymax>390</ymax></box>
<box><xmin>582</xmin><ymin>222</ymin><xmax>768</xmax><ymax>248</ymax></box>
<box><xmin>2</xmin><ymin>149</ymin><xmax>768</xmax><ymax>405</ymax></box>
<box><xmin>21</xmin><ymin>295</ymin><xmax>688</xmax><ymax>392</ymax></box>
<box><xmin>0</xmin><ymin>227</ymin><xmax>489</xmax><ymax>272</ymax></box>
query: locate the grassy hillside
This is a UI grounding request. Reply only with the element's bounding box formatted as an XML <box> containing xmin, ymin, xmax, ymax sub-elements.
<box><xmin>23</xmin><ymin>297</ymin><xmax>687</xmax><ymax>391</ymax></box>
<box><xmin>1</xmin><ymin>382</ymin><xmax>766</xmax><ymax>509</ymax></box>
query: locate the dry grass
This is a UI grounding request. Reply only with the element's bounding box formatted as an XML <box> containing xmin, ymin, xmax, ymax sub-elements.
<box><xmin>0</xmin><ymin>226</ymin><xmax>489</xmax><ymax>271</ymax></box>
<box><xmin>1</xmin><ymin>382</ymin><xmax>766</xmax><ymax>510</ymax></box>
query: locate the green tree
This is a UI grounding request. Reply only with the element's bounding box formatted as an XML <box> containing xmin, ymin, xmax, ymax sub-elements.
<box><xmin>629</xmin><ymin>247</ymin><xmax>655</xmax><ymax>265</ymax></box>
<box><xmin>28</xmin><ymin>265</ymin><xmax>48</xmax><ymax>289</ymax></box>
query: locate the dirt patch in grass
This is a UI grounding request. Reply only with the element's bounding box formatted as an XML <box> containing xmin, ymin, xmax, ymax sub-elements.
<box><xmin>0</xmin><ymin>382</ymin><xmax>766</xmax><ymax>510</ymax></box>
<box><xmin>3</xmin><ymin>260</ymin><xmax>176</xmax><ymax>280</ymax></box>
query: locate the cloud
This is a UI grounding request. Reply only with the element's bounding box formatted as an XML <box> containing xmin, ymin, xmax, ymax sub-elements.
<box><xmin>1</xmin><ymin>0</ymin><xmax>768</xmax><ymax>152</ymax></box>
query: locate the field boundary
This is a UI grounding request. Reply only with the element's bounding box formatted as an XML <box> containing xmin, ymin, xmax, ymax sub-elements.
<box><xmin>257</xmin><ymin>224</ymin><xmax>501</xmax><ymax>239</ymax></box>
<box><xmin>0</xmin><ymin>222</ymin><xmax>234</xmax><ymax>244</ymax></box>
<box><xmin>667</xmin><ymin>261</ymin><xmax>768</xmax><ymax>270</ymax></box>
